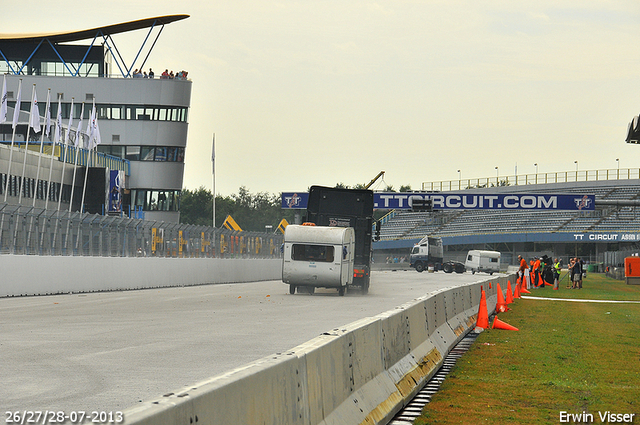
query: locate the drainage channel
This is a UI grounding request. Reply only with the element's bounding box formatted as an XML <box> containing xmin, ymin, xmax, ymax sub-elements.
<box><xmin>387</xmin><ymin>331</ymin><xmax>480</xmax><ymax>425</ymax></box>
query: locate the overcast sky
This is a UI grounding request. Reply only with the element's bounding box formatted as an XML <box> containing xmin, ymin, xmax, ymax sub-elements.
<box><xmin>5</xmin><ymin>1</ymin><xmax>640</xmax><ymax>195</ymax></box>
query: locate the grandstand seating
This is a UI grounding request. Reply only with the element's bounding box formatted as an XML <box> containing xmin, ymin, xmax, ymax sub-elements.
<box><xmin>378</xmin><ymin>181</ymin><xmax>640</xmax><ymax>241</ymax></box>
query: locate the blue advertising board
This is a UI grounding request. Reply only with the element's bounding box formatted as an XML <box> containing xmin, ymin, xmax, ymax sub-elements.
<box><xmin>281</xmin><ymin>192</ymin><xmax>309</xmax><ymax>209</ymax></box>
<box><xmin>281</xmin><ymin>192</ymin><xmax>595</xmax><ymax>211</ymax></box>
<box><xmin>108</xmin><ymin>170</ymin><xmax>124</xmax><ymax>213</ymax></box>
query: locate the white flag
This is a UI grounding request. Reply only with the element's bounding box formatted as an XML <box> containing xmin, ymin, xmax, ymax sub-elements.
<box><xmin>12</xmin><ymin>79</ymin><xmax>22</xmax><ymax>129</ymax></box>
<box><xmin>90</xmin><ymin>108</ymin><xmax>101</xmax><ymax>149</ymax></box>
<box><xmin>44</xmin><ymin>90</ymin><xmax>51</xmax><ymax>138</ymax></box>
<box><xmin>0</xmin><ymin>76</ymin><xmax>7</xmax><ymax>124</ymax></box>
<box><xmin>93</xmin><ymin>119</ymin><xmax>101</xmax><ymax>148</ymax></box>
<box><xmin>54</xmin><ymin>95</ymin><xmax>63</xmax><ymax>145</ymax></box>
<box><xmin>74</xmin><ymin>102</ymin><xmax>84</xmax><ymax>148</ymax></box>
<box><xmin>29</xmin><ymin>86</ymin><xmax>41</xmax><ymax>133</ymax></box>
<box><xmin>84</xmin><ymin>105</ymin><xmax>93</xmax><ymax>149</ymax></box>
<box><xmin>87</xmin><ymin>100</ymin><xmax>96</xmax><ymax>148</ymax></box>
<box><xmin>66</xmin><ymin>98</ymin><xmax>74</xmax><ymax>144</ymax></box>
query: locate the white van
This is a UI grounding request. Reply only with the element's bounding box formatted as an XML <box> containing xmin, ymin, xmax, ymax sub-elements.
<box><xmin>465</xmin><ymin>250</ymin><xmax>501</xmax><ymax>275</ymax></box>
<box><xmin>282</xmin><ymin>225</ymin><xmax>355</xmax><ymax>296</ymax></box>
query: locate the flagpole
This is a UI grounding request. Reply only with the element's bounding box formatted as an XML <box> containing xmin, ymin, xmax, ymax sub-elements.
<box><xmin>212</xmin><ymin>133</ymin><xmax>216</xmax><ymax>228</ymax></box>
<box><xmin>63</xmin><ymin>100</ymin><xmax>82</xmax><ymax>253</ymax></box>
<box><xmin>45</xmin><ymin>94</ymin><xmax>62</xmax><ymax>211</ymax></box>
<box><xmin>33</xmin><ymin>89</ymin><xmax>50</xmax><ymax>208</ymax></box>
<box><xmin>46</xmin><ymin>95</ymin><xmax>63</xmax><ymax>253</ymax></box>
<box><xmin>0</xmin><ymin>75</ymin><xmax>14</xmax><ymax>249</ymax></box>
<box><xmin>25</xmin><ymin>89</ymin><xmax>50</xmax><ymax>251</ymax></box>
<box><xmin>18</xmin><ymin>84</ymin><xmax>39</xmax><ymax>204</ymax></box>
<box><xmin>57</xmin><ymin>98</ymin><xmax>73</xmax><ymax>212</ymax></box>
<box><xmin>3</xmin><ymin>78</ymin><xmax>22</xmax><ymax>202</ymax></box>
<box><xmin>69</xmin><ymin>102</ymin><xmax>84</xmax><ymax>213</ymax></box>
<box><xmin>79</xmin><ymin>99</ymin><xmax>95</xmax><ymax>218</ymax></box>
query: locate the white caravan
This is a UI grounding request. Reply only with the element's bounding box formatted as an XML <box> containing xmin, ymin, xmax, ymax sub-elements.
<box><xmin>282</xmin><ymin>224</ymin><xmax>355</xmax><ymax>296</ymax></box>
<box><xmin>465</xmin><ymin>250</ymin><xmax>501</xmax><ymax>275</ymax></box>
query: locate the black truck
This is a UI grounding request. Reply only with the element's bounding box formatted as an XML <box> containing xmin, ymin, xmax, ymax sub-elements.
<box><xmin>306</xmin><ymin>185</ymin><xmax>374</xmax><ymax>294</ymax></box>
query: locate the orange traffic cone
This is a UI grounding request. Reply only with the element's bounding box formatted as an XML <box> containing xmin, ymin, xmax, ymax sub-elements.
<box><xmin>506</xmin><ymin>280</ymin><xmax>514</xmax><ymax>304</ymax></box>
<box><xmin>513</xmin><ymin>281</ymin><xmax>521</xmax><ymax>299</ymax></box>
<box><xmin>476</xmin><ymin>286</ymin><xmax>489</xmax><ymax>329</ymax></box>
<box><xmin>520</xmin><ymin>286</ymin><xmax>531</xmax><ymax>294</ymax></box>
<box><xmin>496</xmin><ymin>282</ymin><xmax>508</xmax><ymax>313</ymax></box>
<box><xmin>492</xmin><ymin>316</ymin><xmax>519</xmax><ymax>331</ymax></box>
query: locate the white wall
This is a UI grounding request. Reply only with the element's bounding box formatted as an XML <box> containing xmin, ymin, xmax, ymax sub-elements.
<box><xmin>0</xmin><ymin>255</ymin><xmax>282</xmax><ymax>297</ymax></box>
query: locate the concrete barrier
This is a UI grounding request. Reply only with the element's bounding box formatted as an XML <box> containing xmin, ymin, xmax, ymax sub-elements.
<box><xmin>0</xmin><ymin>255</ymin><xmax>282</xmax><ymax>297</ymax></box>
<box><xmin>122</xmin><ymin>274</ymin><xmax>516</xmax><ymax>425</ymax></box>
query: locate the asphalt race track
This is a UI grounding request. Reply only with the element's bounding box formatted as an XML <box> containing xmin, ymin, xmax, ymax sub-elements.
<box><xmin>1</xmin><ymin>270</ymin><xmax>491</xmax><ymax>415</ymax></box>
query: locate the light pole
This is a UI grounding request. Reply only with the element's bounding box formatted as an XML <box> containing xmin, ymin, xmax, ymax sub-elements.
<box><xmin>534</xmin><ymin>163</ymin><xmax>538</xmax><ymax>184</ymax></box>
<box><xmin>495</xmin><ymin>166</ymin><xmax>499</xmax><ymax>185</ymax></box>
<box><xmin>457</xmin><ymin>169</ymin><xmax>461</xmax><ymax>190</ymax></box>
<box><xmin>574</xmin><ymin>160</ymin><xmax>578</xmax><ymax>180</ymax></box>
<box><xmin>616</xmin><ymin>158</ymin><xmax>620</xmax><ymax>179</ymax></box>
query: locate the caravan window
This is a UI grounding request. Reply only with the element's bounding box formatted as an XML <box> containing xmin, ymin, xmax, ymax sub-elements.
<box><xmin>490</xmin><ymin>257</ymin><xmax>498</xmax><ymax>263</ymax></box>
<box><xmin>292</xmin><ymin>244</ymin><xmax>335</xmax><ymax>262</ymax></box>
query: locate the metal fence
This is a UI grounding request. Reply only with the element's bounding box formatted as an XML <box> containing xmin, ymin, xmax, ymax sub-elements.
<box><xmin>0</xmin><ymin>202</ymin><xmax>283</xmax><ymax>258</ymax></box>
<box><xmin>422</xmin><ymin>168</ymin><xmax>640</xmax><ymax>192</ymax></box>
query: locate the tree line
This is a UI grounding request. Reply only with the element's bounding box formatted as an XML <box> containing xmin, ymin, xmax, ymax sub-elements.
<box><xmin>179</xmin><ymin>184</ymin><xmax>413</xmax><ymax>231</ymax></box>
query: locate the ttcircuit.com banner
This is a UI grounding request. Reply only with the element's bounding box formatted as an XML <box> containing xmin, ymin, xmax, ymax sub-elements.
<box><xmin>281</xmin><ymin>192</ymin><xmax>595</xmax><ymax>211</ymax></box>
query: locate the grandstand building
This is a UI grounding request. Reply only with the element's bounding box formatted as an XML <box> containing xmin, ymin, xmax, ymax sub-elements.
<box><xmin>0</xmin><ymin>15</ymin><xmax>191</xmax><ymax>222</ymax></box>
<box><xmin>373</xmin><ymin>172</ymin><xmax>640</xmax><ymax>265</ymax></box>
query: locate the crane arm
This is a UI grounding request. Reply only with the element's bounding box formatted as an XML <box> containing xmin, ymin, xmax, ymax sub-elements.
<box><xmin>364</xmin><ymin>171</ymin><xmax>385</xmax><ymax>189</ymax></box>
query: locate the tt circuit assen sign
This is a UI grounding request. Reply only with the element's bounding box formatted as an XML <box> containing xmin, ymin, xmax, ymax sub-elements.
<box><xmin>281</xmin><ymin>192</ymin><xmax>595</xmax><ymax>211</ymax></box>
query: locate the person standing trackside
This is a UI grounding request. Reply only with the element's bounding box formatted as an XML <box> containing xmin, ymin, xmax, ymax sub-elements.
<box><xmin>518</xmin><ymin>255</ymin><xmax>527</xmax><ymax>286</ymax></box>
<box><xmin>149</xmin><ymin>68</ymin><xmax>155</xmax><ymax>79</ymax></box>
<box><xmin>533</xmin><ymin>256</ymin><xmax>541</xmax><ymax>288</ymax></box>
<box><xmin>568</xmin><ymin>258</ymin><xmax>576</xmax><ymax>288</ymax></box>
<box><xmin>569</xmin><ymin>257</ymin><xmax>581</xmax><ymax>289</ymax></box>
<box><xmin>576</xmin><ymin>257</ymin><xmax>584</xmax><ymax>289</ymax></box>
<box><xmin>553</xmin><ymin>258</ymin><xmax>561</xmax><ymax>290</ymax></box>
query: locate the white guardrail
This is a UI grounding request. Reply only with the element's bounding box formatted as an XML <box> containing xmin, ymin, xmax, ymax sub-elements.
<box><xmin>121</xmin><ymin>274</ymin><xmax>513</xmax><ymax>425</ymax></box>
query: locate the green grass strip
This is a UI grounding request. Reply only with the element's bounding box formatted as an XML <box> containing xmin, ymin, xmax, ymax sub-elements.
<box><xmin>416</xmin><ymin>273</ymin><xmax>640</xmax><ymax>424</ymax></box>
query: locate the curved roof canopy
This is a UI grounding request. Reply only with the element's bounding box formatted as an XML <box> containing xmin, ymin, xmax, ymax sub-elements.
<box><xmin>0</xmin><ymin>14</ymin><xmax>189</xmax><ymax>43</ymax></box>
<box><xmin>0</xmin><ymin>15</ymin><xmax>189</xmax><ymax>78</ymax></box>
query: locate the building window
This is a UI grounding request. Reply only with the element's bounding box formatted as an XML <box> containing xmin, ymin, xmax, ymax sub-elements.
<box><xmin>125</xmin><ymin>146</ymin><xmax>140</xmax><ymax>161</ymax></box>
<box><xmin>130</xmin><ymin>189</ymin><xmax>180</xmax><ymax>211</ymax></box>
<box><xmin>140</xmin><ymin>146</ymin><xmax>155</xmax><ymax>161</ymax></box>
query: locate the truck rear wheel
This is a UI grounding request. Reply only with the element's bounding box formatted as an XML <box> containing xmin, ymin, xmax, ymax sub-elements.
<box><xmin>443</xmin><ymin>263</ymin><xmax>453</xmax><ymax>273</ymax></box>
<box><xmin>289</xmin><ymin>285</ymin><xmax>296</xmax><ymax>294</ymax></box>
<box><xmin>338</xmin><ymin>287</ymin><xmax>345</xmax><ymax>296</ymax></box>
